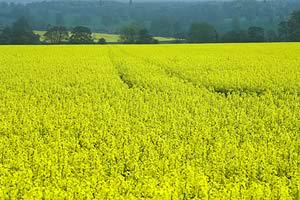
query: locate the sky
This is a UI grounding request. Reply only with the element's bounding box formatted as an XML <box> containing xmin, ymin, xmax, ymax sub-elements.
<box><xmin>3</xmin><ymin>0</ymin><xmax>228</xmax><ymax>3</ymax></box>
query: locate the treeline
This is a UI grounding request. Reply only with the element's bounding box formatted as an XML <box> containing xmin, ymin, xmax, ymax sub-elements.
<box><xmin>44</xmin><ymin>26</ymin><xmax>95</xmax><ymax>44</ymax></box>
<box><xmin>0</xmin><ymin>17</ymin><xmax>39</xmax><ymax>44</ymax></box>
<box><xmin>1</xmin><ymin>10</ymin><xmax>300</xmax><ymax>45</ymax></box>
<box><xmin>121</xmin><ymin>10</ymin><xmax>300</xmax><ymax>44</ymax></box>
<box><xmin>119</xmin><ymin>25</ymin><xmax>158</xmax><ymax>44</ymax></box>
<box><xmin>0</xmin><ymin>0</ymin><xmax>300</xmax><ymax>37</ymax></box>
<box><xmin>186</xmin><ymin>10</ymin><xmax>300</xmax><ymax>43</ymax></box>
<box><xmin>220</xmin><ymin>10</ymin><xmax>300</xmax><ymax>43</ymax></box>
<box><xmin>43</xmin><ymin>24</ymin><xmax>158</xmax><ymax>44</ymax></box>
<box><xmin>0</xmin><ymin>17</ymin><xmax>98</xmax><ymax>45</ymax></box>
<box><xmin>0</xmin><ymin>17</ymin><xmax>158</xmax><ymax>44</ymax></box>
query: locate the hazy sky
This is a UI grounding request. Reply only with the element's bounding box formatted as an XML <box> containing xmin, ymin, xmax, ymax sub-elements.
<box><xmin>3</xmin><ymin>0</ymin><xmax>228</xmax><ymax>3</ymax></box>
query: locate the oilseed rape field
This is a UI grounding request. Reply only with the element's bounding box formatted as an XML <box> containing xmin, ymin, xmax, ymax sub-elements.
<box><xmin>0</xmin><ymin>43</ymin><xmax>300</xmax><ymax>199</ymax></box>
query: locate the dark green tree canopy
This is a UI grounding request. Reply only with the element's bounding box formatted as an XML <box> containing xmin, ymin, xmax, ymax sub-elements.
<box><xmin>136</xmin><ymin>29</ymin><xmax>158</xmax><ymax>44</ymax></box>
<box><xmin>70</xmin><ymin>26</ymin><xmax>93</xmax><ymax>44</ymax></box>
<box><xmin>266</xmin><ymin>30</ymin><xmax>278</xmax><ymax>42</ymax></box>
<box><xmin>44</xmin><ymin>26</ymin><xmax>69</xmax><ymax>44</ymax></box>
<box><xmin>288</xmin><ymin>10</ymin><xmax>300</xmax><ymax>41</ymax></box>
<box><xmin>119</xmin><ymin>24</ymin><xmax>157</xmax><ymax>44</ymax></box>
<box><xmin>248</xmin><ymin>26</ymin><xmax>265</xmax><ymax>42</ymax></box>
<box><xmin>119</xmin><ymin>25</ymin><xmax>137</xmax><ymax>44</ymax></box>
<box><xmin>98</xmin><ymin>38</ymin><xmax>106</xmax><ymax>44</ymax></box>
<box><xmin>0</xmin><ymin>27</ymin><xmax>12</xmax><ymax>44</ymax></box>
<box><xmin>188</xmin><ymin>22</ymin><xmax>217</xmax><ymax>43</ymax></box>
<box><xmin>278</xmin><ymin>21</ymin><xmax>289</xmax><ymax>42</ymax></box>
<box><xmin>221</xmin><ymin>30</ymin><xmax>248</xmax><ymax>43</ymax></box>
<box><xmin>150</xmin><ymin>17</ymin><xmax>178</xmax><ymax>37</ymax></box>
<box><xmin>10</xmin><ymin>17</ymin><xmax>40</xmax><ymax>44</ymax></box>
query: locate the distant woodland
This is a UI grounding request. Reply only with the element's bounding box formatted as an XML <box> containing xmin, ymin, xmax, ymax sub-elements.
<box><xmin>0</xmin><ymin>0</ymin><xmax>300</xmax><ymax>44</ymax></box>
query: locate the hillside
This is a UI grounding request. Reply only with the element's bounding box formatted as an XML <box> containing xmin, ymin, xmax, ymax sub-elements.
<box><xmin>1</xmin><ymin>0</ymin><xmax>300</xmax><ymax>37</ymax></box>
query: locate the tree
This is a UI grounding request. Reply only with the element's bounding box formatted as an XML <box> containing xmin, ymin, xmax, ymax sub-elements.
<box><xmin>248</xmin><ymin>26</ymin><xmax>265</xmax><ymax>42</ymax></box>
<box><xmin>136</xmin><ymin>29</ymin><xmax>157</xmax><ymax>44</ymax></box>
<box><xmin>278</xmin><ymin>10</ymin><xmax>300</xmax><ymax>42</ymax></box>
<box><xmin>119</xmin><ymin>24</ymin><xmax>138</xmax><ymax>44</ymax></box>
<box><xmin>0</xmin><ymin>27</ymin><xmax>12</xmax><ymax>44</ymax></box>
<box><xmin>188</xmin><ymin>22</ymin><xmax>217</xmax><ymax>43</ymax></box>
<box><xmin>266</xmin><ymin>30</ymin><xmax>278</xmax><ymax>42</ymax></box>
<box><xmin>44</xmin><ymin>26</ymin><xmax>69</xmax><ymax>44</ymax></box>
<box><xmin>98</xmin><ymin>38</ymin><xmax>106</xmax><ymax>44</ymax></box>
<box><xmin>119</xmin><ymin>25</ymin><xmax>157</xmax><ymax>44</ymax></box>
<box><xmin>287</xmin><ymin>10</ymin><xmax>300</xmax><ymax>41</ymax></box>
<box><xmin>10</xmin><ymin>17</ymin><xmax>40</xmax><ymax>44</ymax></box>
<box><xmin>173</xmin><ymin>21</ymin><xmax>186</xmax><ymax>39</ymax></box>
<box><xmin>278</xmin><ymin>21</ymin><xmax>289</xmax><ymax>41</ymax></box>
<box><xmin>69</xmin><ymin>26</ymin><xmax>93</xmax><ymax>44</ymax></box>
<box><xmin>221</xmin><ymin>30</ymin><xmax>248</xmax><ymax>43</ymax></box>
<box><xmin>150</xmin><ymin>17</ymin><xmax>177</xmax><ymax>37</ymax></box>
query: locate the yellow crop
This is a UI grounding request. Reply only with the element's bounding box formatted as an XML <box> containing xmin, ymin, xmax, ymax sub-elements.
<box><xmin>0</xmin><ymin>43</ymin><xmax>299</xmax><ymax>199</ymax></box>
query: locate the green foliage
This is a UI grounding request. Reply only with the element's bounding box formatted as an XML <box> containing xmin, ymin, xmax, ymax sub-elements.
<box><xmin>136</xmin><ymin>29</ymin><xmax>158</xmax><ymax>44</ymax></box>
<box><xmin>44</xmin><ymin>26</ymin><xmax>69</xmax><ymax>44</ymax></box>
<box><xmin>69</xmin><ymin>26</ymin><xmax>93</xmax><ymax>44</ymax></box>
<box><xmin>278</xmin><ymin>10</ymin><xmax>300</xmax><ymax>42</ymax></box>
<box><xmin>149</xmin><ymin>17</ymin><xmax>183</xmax><ymax>38</ymax></box>
<box><xmin>1</xmin><ymin>17</ymin><xmax>40</xmax><ymax>45</ymax></box>
<box><xmin>221</xmin><ymin>30</ymin><xmax>248</xmax><ymax>43</ymax></box>
<box><xmin>119</xmin><ymin>25</ymin><xmax>157</xmax><ymax>44</ymax></box>
<box><xmin>0</xmin><ymin>27</ymin><xmax>12</xmax><ymax>44</ymax></box>
<box><xmin>11</xmin><ymin>17</ymin><xmax>40</xmax><ymax>44</ymax></box>
<box><xmin>119</xmin><ymin>24</ymin><xmax>137</xmax><ymax>44</ymax></box>
<box><xmin>35</xmin><ymin>31</ymin><xmax>175</xmax><ymax>44</ymax></box>
<box><xmin>98</xmin><ymin>37</ymin><xmax>107</xmax><ymax>44</ymax></box>
<box><xmin>248</xmin><ymin>26</ymin><xmax>265</xmax><ymax>42</ymax></box>
<box><xmin>2</xmin><ymin>0</ymin><xmax>299</xmax><ymax>36</ymax></box>
<box><xmin>278</xmin><ymin>21</ymin><xmax>289</xmax><ymax>42</ymax></box>
<box><xmin>188</xmin><ymin>23</ymin><xmax>217</xmax><ymax>43</ymax></box>
<box><xmin>288</xmin><ymin>10</ymin><xmax>300</xmax><ymax>41</ymax></box>
<box><xmin>266</xmin><ymin>30</ymin><xmax>278</xmax><ymax>42</ymax></box>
